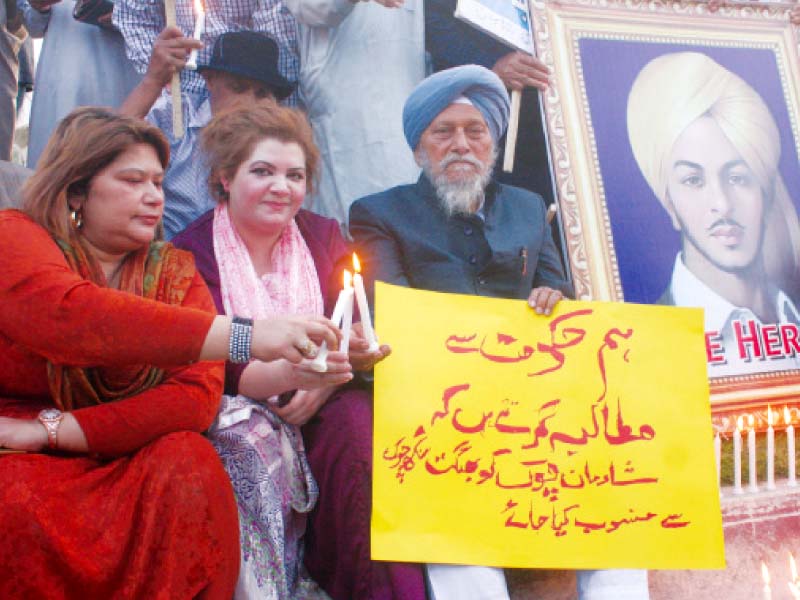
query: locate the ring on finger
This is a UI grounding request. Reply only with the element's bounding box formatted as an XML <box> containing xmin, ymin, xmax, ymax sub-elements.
<box><xmin>298</xmin><ymin>338</ymin><xmax>318</xmax><ymax>358</ymax></box>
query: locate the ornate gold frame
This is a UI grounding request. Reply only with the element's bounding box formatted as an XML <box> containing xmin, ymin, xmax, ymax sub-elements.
<box><xmin>530</xmin><ymin>0</ymin><xmax>800</xmax><ymax>430</ymax></box>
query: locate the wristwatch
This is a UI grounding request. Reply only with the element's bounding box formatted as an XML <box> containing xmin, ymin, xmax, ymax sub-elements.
<box><xmin>37</xmin><ymin>408</ymin><xmax>64</xmax><ymax>451</ymax></box>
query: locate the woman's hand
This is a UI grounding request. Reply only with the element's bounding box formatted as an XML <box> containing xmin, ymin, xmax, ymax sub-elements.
<box><xmin>528</xmin><ymin>286</ymin><xmax>563</xmax><ymax>316</ymax></box>
<box><xmin>252</xmin><ymin>315</ymin><xmax>341</xmax><ymax>364</ymax></box>
<box><xmin>0</xmin><ymin>417</ymin><xmax>47</xmax><ymax>452</ymax></box>
<box><xmin>271</xmin><ymin>388</ymin><xmax>333</xmax><ymax>426</ymax></box>
<box><xmin>348</xmin><ymin>323</ymin><xmax>391</xmax><ymax>371</ymax></box>
<box><xmin>290</xmin><ymin>351</ymin><xmax>353</xmax><ymax>390</ymax></box>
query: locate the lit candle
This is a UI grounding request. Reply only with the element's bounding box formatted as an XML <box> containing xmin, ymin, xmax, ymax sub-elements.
<box><xmin>734</xmin><ymin>416</ymin><xmax>743</xmax><ymax>494</ymax></box>
<box><xmin>748</xmin><ymin>414</ymin><xmax>758</xmax><ymax>493</ymax></box>
<box><xmin>351</xmin><ymin>253</ymin><xmax>379</xmax><ymax>352</ymax></box>
<box><xmin>185</xmin><ymin>0</ymin><xmax>205</xmax><ymax>71</ymax></box>
<box><xmin>790</xmin><ymin>552</ymin><xmax>798</xmax><ymax>584</ymax></box>
<box><xmin>762</xmin><ymin>562</ymin><xmax>772</xmax><ymax>600</ymax></box>
<box><xmin>787</xmin><ymin>407</ymin><xmax>796</xmax><ymax>487</ymax></box>
<box><xmin>311</xmin><ymin>270</ymin><xmax>354</xmax><ymax>372</ymax></box>
<box><xmin>339</xmin><ymin>271</ymin><xmax>354</xmax><ymax>353</ymax></box>
<box><xmin>714</xmin><ymin>429</ymin><xmax>721</xmax><ymax>492</ymax></box>
<box><xmin>767</xmin><ymin>406</ymin><xmax>775</xmax><ymax>490</ymax></box>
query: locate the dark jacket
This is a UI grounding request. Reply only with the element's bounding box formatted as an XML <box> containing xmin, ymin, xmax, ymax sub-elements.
<box><xmin>349</xmin><ymin>175</ymin><xmax>572</xmax><ymax>303</ymax></box>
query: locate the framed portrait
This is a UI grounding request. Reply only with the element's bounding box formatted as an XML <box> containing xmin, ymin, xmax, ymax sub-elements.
<box><xmin>529</xmin><ymin>0</ymin><xmax>800</xmax><ymax>430</ymax></box>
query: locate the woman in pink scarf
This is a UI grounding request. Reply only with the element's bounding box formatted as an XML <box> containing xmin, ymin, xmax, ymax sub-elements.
<box><xmin>173</xmin><ymin>101</ymin><xmax>411</xmax><ymax>599</ymax></box>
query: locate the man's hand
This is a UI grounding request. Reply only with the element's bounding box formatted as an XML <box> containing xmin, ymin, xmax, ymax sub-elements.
<box><xmin>29</xmin><ymin>0</ymin><xmax>60</xmax><ymax>13</ymax></box>
<box><xmin>492</xmin><ymin>51</ymin><xmax>550</xmax><ymax>92</ymax></box>
<box><xmin>144</xmin><ymin>26</ymin><xmax>203</xmax><ymax>89</ymax></box>
<box><xmin>528</xmin><ymin>286</ymin><xmax>563</xmax><ymax>316</ymax></box>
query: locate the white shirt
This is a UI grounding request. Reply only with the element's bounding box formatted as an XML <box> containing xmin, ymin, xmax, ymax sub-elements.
<box><xmin>667</xmin><ymin>253</ymin><xmax>800</xmax><ymax>377</ymax></box>
<box><xmin>285</xmin><ymin>0</ymin><xmax>425</xmax><ymax>227</ymax></box>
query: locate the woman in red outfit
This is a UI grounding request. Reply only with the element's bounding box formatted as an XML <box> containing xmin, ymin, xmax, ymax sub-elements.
<box><xmin>0</xmin><ymin>107</ymin><xmax>341</xmax><ymax>600</ymax></box>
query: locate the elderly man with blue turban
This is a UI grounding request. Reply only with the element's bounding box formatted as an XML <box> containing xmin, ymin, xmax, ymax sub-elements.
<box><xmin>351</xmin><ymin>64</ymin><xmax>570</xmax><ymax>309</ymax></box>
<box><xmin>302</xmin><ymin>65</ymin><xmax>649</xmax><ymax>600</ymax></box>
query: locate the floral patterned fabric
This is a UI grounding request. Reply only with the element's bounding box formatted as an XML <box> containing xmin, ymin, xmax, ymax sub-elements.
<box><xmin>210</xmin><ymin>204</ymin><xmax>329</xmax><ymax>600</ymax></box>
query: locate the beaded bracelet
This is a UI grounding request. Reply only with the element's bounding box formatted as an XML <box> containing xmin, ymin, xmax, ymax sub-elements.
<box><xmin>229</xmin><ymin>316</ymin><xmax>254</xmax><ymax>364</ymax></box>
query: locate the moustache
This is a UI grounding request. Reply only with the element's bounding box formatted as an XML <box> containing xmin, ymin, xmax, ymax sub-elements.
<box><xmin>439</xmin><ymin>153</ymin><xmax>486</xmax><ymax>170</ymax></box>
<box><xmin>707</xmin><ymin>217</ymin><xmax>744</xmax><ymax>231</ymax></box>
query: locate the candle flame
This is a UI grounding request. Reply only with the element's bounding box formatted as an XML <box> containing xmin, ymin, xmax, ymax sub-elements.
<box><xmin>768</xmin><ymin>405</ymin><xmax>773</xmax><ymax>427</ymax></box>
<box><xmin>791</xmin><ymin>552</ymin><xmax>798</xmax><ymax>582</ymax></box>
<box><xmin>343</xmin><ymin>269</ymin><xmax>352</xmax><ymax>288</ymax></box>
<box><xmin>737</xmin><ymin>416</ymin><xmax>744</xmax><ymax>432</ymax></box>
<box><xmin>762</xmin><ymin>561</ymin><xmax>771</xmax><ymax>585</ymax></box>
<box><xmin>748</xmin><ymin>414</ymin><xmax>755</xmax><ymax>430</ymax></box>
<box><xmin>194</xmin><ymin>0</ymin><xmax>204</xmax><ymax>16</ymax></box>
<box><xmin>786</xmin><ymin>407</ymin><xmax>793</xmax><ymax>427</ymax></box>
<box><xmin>352</xmin><ymin>252</ymin><xmax>361</xmax><ymax>274</ymax></box>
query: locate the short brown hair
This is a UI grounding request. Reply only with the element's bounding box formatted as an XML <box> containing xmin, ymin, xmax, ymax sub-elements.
<box><xmin>202</xmin><ymin>100</ymin><xmax>320</xmax><ymax>202</ymax></box>
<box><xmin>23</xmin><ymin>106</ymin><xmax>170</xmax><ymax>241</ymax></box>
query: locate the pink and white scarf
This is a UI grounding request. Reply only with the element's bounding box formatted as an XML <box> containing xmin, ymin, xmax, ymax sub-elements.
<box><xmin>213</xmin><ymin>203</ymin><xmax>324</xmax><ymax>321</ymax></box>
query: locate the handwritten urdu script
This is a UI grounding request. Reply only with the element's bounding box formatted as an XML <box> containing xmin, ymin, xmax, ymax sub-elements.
<box><xmin>371</xmin><ymin>283</ymin><xmax>724</xmax><ymax>569</ymax></box>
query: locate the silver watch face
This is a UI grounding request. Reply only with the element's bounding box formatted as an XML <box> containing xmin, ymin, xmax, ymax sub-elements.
<box><xmin>39</xmin><ymin>408</ymin><xmax>62</xmax><ymax>421</ymax></box>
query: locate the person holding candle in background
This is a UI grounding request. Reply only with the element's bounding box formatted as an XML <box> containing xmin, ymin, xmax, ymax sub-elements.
<box><xmin>172</xmin><ymin>101</ymin><xmax>390</xmax><ymax>599</ymax></box>
<box><xmin>120</xmin><ymin>29</ymin><xmax>295</xmax><ymax>238</ymax></box>
<box><xmin>114</xmin><ymin>0</ymin><xmax>299</xmax><ymax>104</ymax></box>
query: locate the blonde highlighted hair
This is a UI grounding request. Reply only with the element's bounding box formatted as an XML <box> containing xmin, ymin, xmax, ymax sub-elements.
<box><xmin>201</xmin><ymin>100</ymin><xmax>319</xmax><ymax>202</ymax></box>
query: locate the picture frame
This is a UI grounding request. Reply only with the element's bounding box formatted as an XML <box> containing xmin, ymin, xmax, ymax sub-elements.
<box><xmin>529</xmin><ymin>0</ymin><xmax>800</xmax><ymax>430</ymax></box>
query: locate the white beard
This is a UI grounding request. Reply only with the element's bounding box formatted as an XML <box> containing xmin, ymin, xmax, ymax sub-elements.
<box><xmin>417</xmin><ymin>148</ymin><xmax>497</xmax><ymax>217</ymax></box>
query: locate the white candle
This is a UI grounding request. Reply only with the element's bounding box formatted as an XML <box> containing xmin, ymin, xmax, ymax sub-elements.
<box><xmin>767</xmin><ymin>406</ymin><xmax>775</xmax><ymax>490</ymax></box>
<box><xmin>734</xmin><ymin>417</ymin><xmax>743</xmax><ymax>494</ymax></box>
<box><xmin>787</xmin><ymin>407</ymin><xmax>796</xmax><ymax>487</ymax></box>
<box><xmin>714</xmin><ymin>430</ymin><xmax>721</xmax><ymax>492</ymax></box>
<box><xmin>748</xmin><ymin>415</ymin><xmax>758</xmax><ymax>493</ymax></box>
<box><xmin>352</xmin><ymin>253</ymin><xmax>379</xmax><ymax>352</ymax></box>
<box><xmin>310</xmin><ymin>271</ymin><xmax>354</xmax><ymax>372</ymax></box>
<box><xmin>761</xmin><ymin>562</ymin><xmax>772</xmax><ymax>600</ymax></box>
<box><xmin>185</xmin><ymin>0</ymin><xmax>205</xmax><ymax>71</ymax></box>
<box><xmin>339</xmin><ymin>291</ymin><xmax>354</xmax><ymax>353</ymax></box>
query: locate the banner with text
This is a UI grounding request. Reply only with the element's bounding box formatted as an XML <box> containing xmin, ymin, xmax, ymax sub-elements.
<box><xmin>372</xmin><ymin>282</ymin><xmax>724</xmax><ymax>569</ymax></box>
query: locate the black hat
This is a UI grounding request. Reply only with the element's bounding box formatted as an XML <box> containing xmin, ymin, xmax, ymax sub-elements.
<box><xmin>197</xmin><ymin>31</ymin><xmax>296</xmax><ymax>101</ymax></box>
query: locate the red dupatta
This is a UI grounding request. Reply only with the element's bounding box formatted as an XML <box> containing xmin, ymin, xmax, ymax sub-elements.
<box><xmin>47</xmin><ymin>237</ymin><xmax>197</xmax><ymax>411</ymax></box>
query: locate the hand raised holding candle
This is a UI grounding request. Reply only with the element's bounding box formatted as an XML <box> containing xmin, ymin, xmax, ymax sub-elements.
<box><xmin>145</xmin><ymin>27</ymin><xmax>203</xmax><ymax>87</ymax></box>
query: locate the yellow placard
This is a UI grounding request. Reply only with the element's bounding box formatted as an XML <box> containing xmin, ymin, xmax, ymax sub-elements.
<box><xmin>372</xmin><ymin>282</ymin><xmax>724</xmax><ymax>569</ymax></box>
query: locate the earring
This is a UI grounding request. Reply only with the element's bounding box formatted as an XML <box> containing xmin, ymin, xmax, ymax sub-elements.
<box><xmin>70</xmin><ymin>208</ymin><xmax>83</xmax><ymax>230</ymax></box>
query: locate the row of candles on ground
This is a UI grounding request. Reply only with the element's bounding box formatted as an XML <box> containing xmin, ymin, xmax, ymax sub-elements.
<box><xmin>310</xmin><ymin>253</ymin><xmax>379</xmax><ymax>372</ymax></box>
<box><xmin>762</xmin><ymin>552</ymin><xmax>800</xmax><ymax>599</ymax></box>
<box><xmin>714</xmin><ymin>406</ymin><xmax>797</xmax><ymax>494</ymax></box>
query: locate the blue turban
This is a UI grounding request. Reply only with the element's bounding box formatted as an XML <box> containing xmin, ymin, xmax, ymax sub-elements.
<box><xmin>402</xmin><ymin>65</ymin><xmax>510</xmax><ymax>150</ymax></box>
